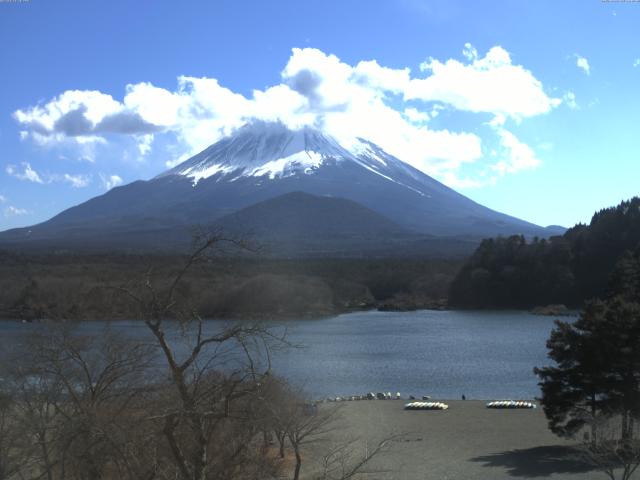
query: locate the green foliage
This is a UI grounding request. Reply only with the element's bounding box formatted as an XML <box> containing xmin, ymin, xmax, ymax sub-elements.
<box><xmin>449</xmin><ymin>235</ymin><xmax>575</xmax><ymax>308</ymax></box>
<box><xmin>608</xmin><ymin>249</ymin><xmax>640</xmax><ymax>303</ymax></box>
<box><xmin>534</xmin><ymin>299</ymin><xmax>640</xmax><ymax>437</ymax></box>
<box><xmin>535</xmin><ymin>252</ymin><xmax>640</xmax><ymax>440</ymax></box>
<box><xmin>450</xmin><ymin>197</ymin><xmax>640</xmax><ymax>308</ymax></box>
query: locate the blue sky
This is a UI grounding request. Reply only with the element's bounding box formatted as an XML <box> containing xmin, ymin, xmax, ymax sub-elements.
<box><xmin>1</xmin><ymin>0</ymin><xmax>639</xmax><ymax>231</ymax></box>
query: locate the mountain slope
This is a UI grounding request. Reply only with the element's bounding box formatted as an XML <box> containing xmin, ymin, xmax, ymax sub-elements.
<box><xmin>213</xmin><ymin>191</ymin><xmax>418</xmax><ymax>257</ymax></box>
<box><xmin>0</xmin><ymin>121</ymin><xmax>561</xmax><ymax>255</ymax></box>
<box><xmin>216</xmin><ymin>191</ymin><xmax>410</xmax><ymax>239</ymax></box>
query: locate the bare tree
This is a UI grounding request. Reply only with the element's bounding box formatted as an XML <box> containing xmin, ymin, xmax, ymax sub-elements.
<box><xmin>253</xmin><ymin>375</ymin><xmax>294</xmax><ymax>459</ymax></box>
<box><xmin>581</xmin><ymin>414</ymin><xmax>640</xmax><ymax>480</ymax></box>
<box><xmin>258</xmin><ymin>379</ymin><xmax>400</xmax><ymax>480</ymax></box>
<box><xmin>0</xmin><ymin>387</ymin><xmax>26</xmax><ymax>480</ymax></box>
<box><xmin>1</xmin><ymin>230</ymin><xmax>401</xmax><ymax>480</ymax></box>
<box><xmin>4</xmin><ymin>326</ymin><xmax>157</xmax><ymax>480</ymax></box>
<box><xmin>314</xmin><ymin>435</ymin><xmax>399</xmax><ymax>480</ymax></box>
<box><xmin>273</xmin><ymin>388</ymin><xmax>341</xmax><ymax>480</ymax></box>
<box><xmin>114</xmin><ymin>231</ymin><xmax>287</xmax><ymax>480</ymax></box>
<box><xmin>10</xmin><ymin>366</ymin><xmax>64</xmax><ymax>480</ymax></box>
<box><xmin>1</xmin><ymin>231</ymin><xmax>286</xmax><ymax>480</ymax></box>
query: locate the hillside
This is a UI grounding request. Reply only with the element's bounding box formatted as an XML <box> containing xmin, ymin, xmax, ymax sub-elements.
<box><xmin>449</xmin><ymin>197</ymin><xmax>640</xmax><ymax>308</ymax></box>
<box><xmin>213</xmin><ymin>191</ymin><xmax>480</xmax><ymax>257</ymax></box>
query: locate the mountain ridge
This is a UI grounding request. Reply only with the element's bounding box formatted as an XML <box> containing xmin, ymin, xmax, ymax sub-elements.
<box><xmin>0</xmin><ymin>121</ymin><xmax>564</xmax><ymax>256</ymax></box>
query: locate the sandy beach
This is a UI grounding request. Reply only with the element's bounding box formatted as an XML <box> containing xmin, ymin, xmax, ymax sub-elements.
<box><xmin>305</xmin><ymin>400</ymin><xmax>606</xmax><ymax>480</ymax></box>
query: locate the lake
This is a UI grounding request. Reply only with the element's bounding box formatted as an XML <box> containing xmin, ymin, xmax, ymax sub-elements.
<box><xmin>0</xmin><ymin>310</ymin><xmax>563</xmax><ymax>400</ymax></box>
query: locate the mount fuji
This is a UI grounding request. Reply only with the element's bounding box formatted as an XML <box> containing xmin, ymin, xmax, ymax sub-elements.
<box><xmin>0</xmin><ymin>121</ymin><xmax>563</xmax><ymax>256</ymax></box>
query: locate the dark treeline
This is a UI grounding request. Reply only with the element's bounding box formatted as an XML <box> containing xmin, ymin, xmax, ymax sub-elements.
<box><xmin>534</xmin><ymin>237</ymin><xmax>640</xmax><ymax>479</ymax></box>
<box><xmin>0</xmin><ymin>251</ymin><xmax>461</xmax><ymax>320</ymax></box>
<box><xmin>450</xmin><ymin>197</ymin><xmax>640</xmax><ymax>309</ymax></box>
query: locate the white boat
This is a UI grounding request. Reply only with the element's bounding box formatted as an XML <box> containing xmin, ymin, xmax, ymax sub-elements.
<box><xmin>486</xmin><ymin>400</ymin><xmax>536</xmax><ymax>409</ymax></box>
<box><xmin>404</xmin><ymin>401</ymin><xmax>449</xmax><ymax>411</ymax></box>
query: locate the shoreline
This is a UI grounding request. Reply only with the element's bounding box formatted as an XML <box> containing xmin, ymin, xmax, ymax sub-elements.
<box><xmin>0</xmin><ymin>305</ymin><xmax>577</xmax><ymax>323</ymax></box>
<box><xmin>316</xmin><ymin>396</ymin><xmax>540</xmax><ymax>403</ymax></box>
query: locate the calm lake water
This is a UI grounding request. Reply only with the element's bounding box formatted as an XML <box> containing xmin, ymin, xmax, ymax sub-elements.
<box><xmin>0</xmin><ymin>310</ymin><xmax>564</xmax><ymax>400</ymax></box>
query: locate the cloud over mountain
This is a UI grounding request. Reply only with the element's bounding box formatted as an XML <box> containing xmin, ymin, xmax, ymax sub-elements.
<box><xmin>13</xmin><ymin>45</ymin><xmax>562</xmax><ymax>187</ymax></box>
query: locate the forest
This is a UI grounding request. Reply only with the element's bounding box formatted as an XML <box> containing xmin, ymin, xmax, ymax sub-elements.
<box><xmin>0</xmin><ymin>249</ymin><xmax>460</xmax><ymax>321</ymax></box>
<box><xmin>5</xmin><ymin>197</ymin><xmax>640</xmax><ymax>318</ymax></box>
<box><xmin>449</xmin><ymin>197</ymin><xmax>640</xmax><ymax>309</ymax></box>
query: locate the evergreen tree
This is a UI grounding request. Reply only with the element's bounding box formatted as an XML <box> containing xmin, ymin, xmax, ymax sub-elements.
<box><xmin>534</xmin><ymin>300</ymin><xmax>615</xmax><ymax>438</ymax></box>
<box><xmin>535</xmin><ymin>251</ymin><xmax>640</xmax><ymax>444</ymax></box>
<box><xmin>450</xmin><ymin>197</ymin><xmax>640</xmax><ymax>309</ymax></box>
<box><xmin>608</xmin><ymin>248</ymin><xmax>640</xmax><ymax>303</ymax></box>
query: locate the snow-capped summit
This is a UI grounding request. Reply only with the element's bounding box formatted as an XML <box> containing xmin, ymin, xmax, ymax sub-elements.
<box><xmin>160</xmin><ymin>121</ymin><xmax>425</xmax><ymax>196</ymax></box>
<box><xmin>0</xmin><ymin>120</ymin><xmax>561</xmax><ymax>254</ymax></box>
<box><xmin>161</xmin><ymin>122</ymin><xmax>339</xmax><ymax>183</ymax></box>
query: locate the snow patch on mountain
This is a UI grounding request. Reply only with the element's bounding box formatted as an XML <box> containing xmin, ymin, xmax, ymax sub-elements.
<box><xmin>160</xmin><ymin>121</ymin><xmax>431</xmax><ymax>196</ymax></box>
<box><xmin>350</xmin><ymin>140</ymin><xmax>388</xmax><ymax>166</ymax></box>
<box><xmin>182</xmin><ymin>163</ymin><xmax>235</xmax><ymax>185</ymax></box>
<box><xmin>247</xmin><ymin>150</ymin><xmax>324</xmax><ymax>179</ymax></box>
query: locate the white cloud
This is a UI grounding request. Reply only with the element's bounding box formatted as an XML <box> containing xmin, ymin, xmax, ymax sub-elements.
<box><xmin>0</xmin><ymin>194</ymin><xmax>5</xmax><ymax>203</ymax></box>
<box><xmin>352</xmin><ymin>59</ymin><xmax>411</xmax><ymax>94</ymax></box>
<box><xmin>462</xmin><ymin>42</ymin><xmax>478</xmax><ymax>61</ymax></box>
<box><xmin>563</xmin><ymin>91</ymin><xmax>578</xmax><ymax>109</ymax></box>
<box><xmin>441</xmin><ymin>127</ymin><xmax>542</xmax><ymax>189</ymax></box>
<box><xmin>575</xmin><ymin>54</ymin><xmax>590</xmax><ymax>75</ymax></box>
<box><xmin>60</xmin><ymin>173</ymin><xmax>91</xmax><ymax>188</ymax></box>
<box><xmin>403</xmin><ymin>107</ymin><xmax>430</xmax><ymax>123</ymax></box>
<box><xmin>165</xmin><ymin>154</ymin><xmax>188</xmax><ymax>169</ymax></box>
<box><xmin>14</xmin><ymin>45</ymin><xmax>558</xmax><ymax>186</ymax></box>
<box><xmin>4</xmin><ymin>206</ymin><xmax>29</xmax><ymax>217</ymax></box>
<box><xmin>13</xmin><ymin>89</ymin><xmax>161</xmax><ymax>146</ymax></box>
<box><xmin>492</xmin><ymin>128</ymin><xmax>541</xmax><ymax>175</ymax></box>
<box><xmin>123</xmin><ymin>82</ymin><xmax>183</xmax><ymax>127</ymax></box>
<box><xmin>6</xmin><ymin>163</ymin><xmax>90</xmax><ymax>187</ymax></box>
<box><xmin>440</xmin><ymin>172</ymin><xmax>494</xmax><ymax>189</ymax></box>
<box><xmin>408</xmin><ymin>45</ymin><xmax>561</xmax><ymax>121</ymax></box>
<box><xmin>100</xmin><ymin>174</ymin><xmax>123</xmax><ymax>190</ymax></box>
<box><xmin>136</xmin><ymin>134</ymin><xmax>154</xmax><ymax>156</ymax></box>
<box><xmin>6</xmin><ymin>162</ymin><xmax>44</xmax><ymax>183</ymax></box>
<box><xmin>279</xmin><ymin>47</ymin><xmax>484</xmax><ymax>176</ymax></box>
<box><xmin>634</xmin><ymin>58</ymin><xmax>640</xmax><ymax>68</ymax></box>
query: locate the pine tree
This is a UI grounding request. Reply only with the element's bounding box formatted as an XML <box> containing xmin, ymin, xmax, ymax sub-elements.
<box><xmin>535</xmin><ymin>248</ymin><xmax>640</xmax><ymax>452</ymax></box>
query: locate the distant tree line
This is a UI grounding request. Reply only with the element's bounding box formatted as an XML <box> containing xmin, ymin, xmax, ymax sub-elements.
<box><xmin>449</xmin><ymin>197</ymin><xmax>640</xmax><ymax>309</ymax></box>
<box><xmin>0</xmin><ymin>252</ymin><xmax>461</xmax><ymax>321</ymax></box>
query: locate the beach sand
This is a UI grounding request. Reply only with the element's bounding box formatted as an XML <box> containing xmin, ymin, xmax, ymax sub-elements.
<box><xmin>304</xmin><ymin>400</ymin><xmax>606</xmax><ymax>480</ymax></box>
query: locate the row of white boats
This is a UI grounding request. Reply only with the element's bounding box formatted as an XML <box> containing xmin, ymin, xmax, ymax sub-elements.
<box><xmin>321</xmin><ymin>394</ymin><xmax>536</xmax><ymax>410</ymax></box>
<box><xmin>404</xmin><ymin>400</ymin><xmax>537</xmax><ymax>410</ymax></box>
<box><xmin>485</xmin><ymin>400</ymin><xmax>537</xmax><ymax>409</ymax></box>
<box><xmin>404</xmin><ymin>402</ymin><xmax>449</xmax><ymax>410</ymax></box>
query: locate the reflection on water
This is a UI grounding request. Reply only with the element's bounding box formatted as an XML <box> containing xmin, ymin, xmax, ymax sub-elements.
<box><xmin>0</xmin><ymin>310</ymin><xmax>561</xmax><ymax>399</ymax></box>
